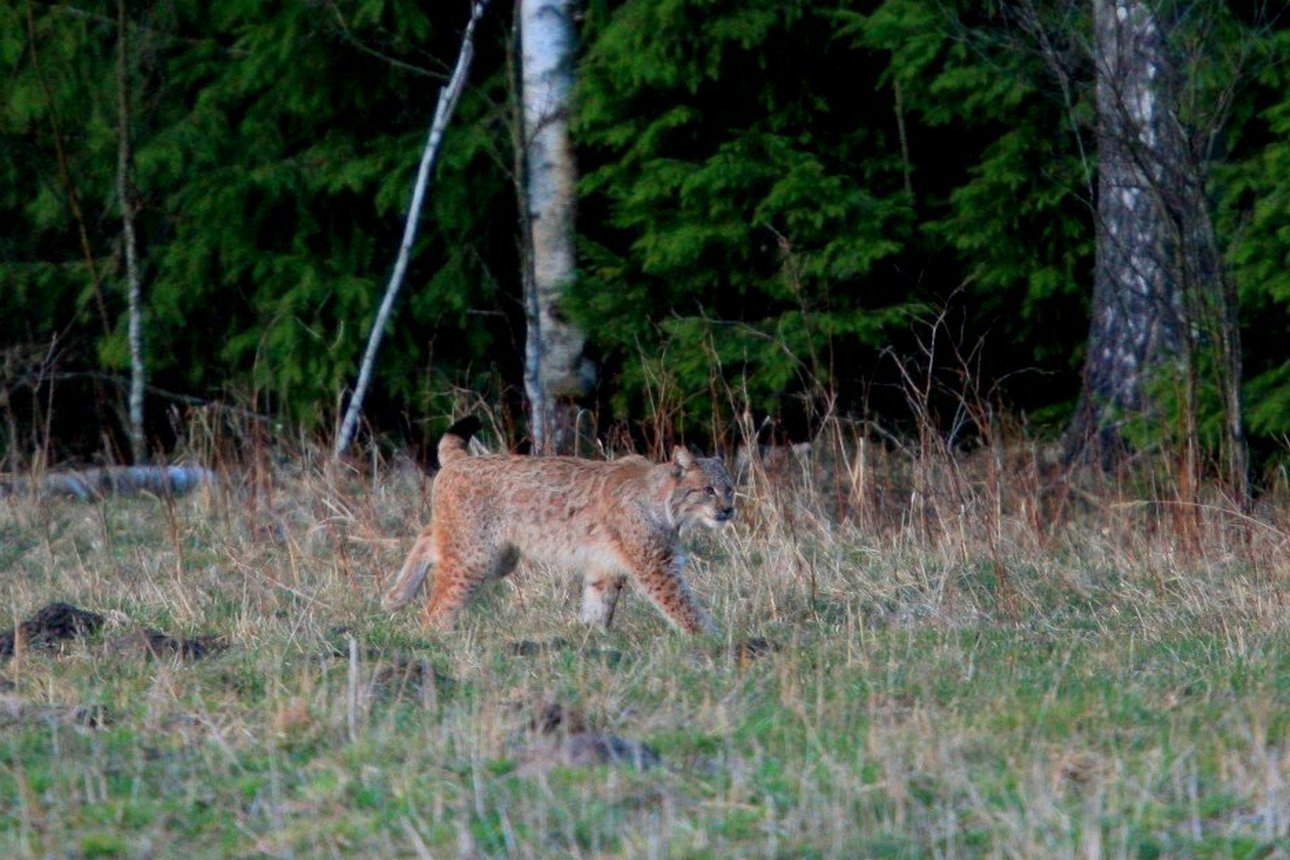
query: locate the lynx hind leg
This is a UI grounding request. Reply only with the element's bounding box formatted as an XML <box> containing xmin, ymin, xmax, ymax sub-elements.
<box><xmin>580</xmin><ymin>573</ymin><xmax>628</xmax><ymax>629</ymax></box>
<box><xmin>382</xmin><ymin>529</ymin><xmax>439</xmax><ymax>611</ymax></box>
<box><xmin>421</xmin><ymin>544</ymin><xmax>520</xmax><ymax>630</ymax></box>
<box><xmin>626</xmin><ymin>549</ymin><xmax>717</xmax><ymax>635</ymax></box>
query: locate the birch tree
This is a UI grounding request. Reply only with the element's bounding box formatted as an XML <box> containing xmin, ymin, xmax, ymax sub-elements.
<box><xmin>1067</xmin><ymin>0</ymin><xmax>1246</xmax><ymax>499</ymax></box>
<box><xmin>117</xmin><ymin>0</ymin><xmax>146</xmax><ymax>463</ymax></box>
<box><xmin>1071</xmin><ymin>0</ymin><xmax>1184</xmax><ymax>456</ymax></box>
<box><xmin>518</xmin><ymin>0</ymin><xmax>594</xmax><ymax>454</ymax></box>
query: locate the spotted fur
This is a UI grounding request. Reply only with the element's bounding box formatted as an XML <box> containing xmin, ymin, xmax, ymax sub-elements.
<box><xmin>381</xmin><ymin>417</ymin><xmax>734</xmax><ymax>634</ymax></box>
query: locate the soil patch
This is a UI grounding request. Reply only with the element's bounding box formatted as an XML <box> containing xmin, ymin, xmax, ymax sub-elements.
<box><xmin>508</xmin><ymin>638</ymin><xmax>624</xmax><ymax>666</ymax></box>
<box><xmin>104</xmin><ymin>628</ymin><xmax>228</xmax><ymax>661</ymax></box>
<box><xmin>734</xmin><ymin>636</ymin><xmax>781</xmax><ymax>669</ymax></box>
<box><xmin>511</xmin><ymin>699</ymin><xmax>660</xmax><ymax>774</ymax></box>
<box><xmin>0</xmin><ymin>602</ymin><xmax>104</xmax><ymax>658</ymax></box>
<box><xmin>1</xmin><ymin>601</ymin><xmax>225</xmax><ymax>663</ymax></box>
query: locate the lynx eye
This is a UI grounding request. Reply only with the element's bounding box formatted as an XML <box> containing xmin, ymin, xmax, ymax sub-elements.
<box><xmin>703</xmin><ymin>486</ymin><xmax>716</xmax><ymax>496</ymax></box>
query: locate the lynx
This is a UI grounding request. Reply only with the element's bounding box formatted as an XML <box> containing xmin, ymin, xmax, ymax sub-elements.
<box><xmin>381</xmin><ymin>416</ymin><xmax>735</xmax><ymax>634</ymax></box>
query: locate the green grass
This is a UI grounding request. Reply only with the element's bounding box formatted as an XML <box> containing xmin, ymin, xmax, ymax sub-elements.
<box><xmin>0</xmin><ymin>454</ymin><xmax>1286</xmax><ymax>858</ymax></box>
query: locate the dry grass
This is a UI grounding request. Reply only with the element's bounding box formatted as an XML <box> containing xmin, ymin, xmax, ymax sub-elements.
<box><xmin>0</xmin><ymin>421</ymin><xmax>1287</xmax><ymax>858</ymax></box>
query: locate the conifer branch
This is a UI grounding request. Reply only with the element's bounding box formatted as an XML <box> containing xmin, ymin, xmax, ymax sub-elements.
<box><xmin>24</xmin><ymin>2</ymin><xmax>112</xmax><ymax>340</ymax></box>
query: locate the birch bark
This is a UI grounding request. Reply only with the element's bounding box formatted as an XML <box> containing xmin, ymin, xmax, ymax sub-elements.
<box><xmin>1067</xmin><ymin>0</ymin><xmax>1247</xmax><ymax>499</ymax></box>
<box><xmin>519</xmin><ymin>0</ymin><xmax>593</xmax><ymax>453</ymax></box>
<box><xmin>118</xmin><ymin>0</ymin><xmax>146</xmax><ymax>463</ymax></box>
<box><xmin>1070</xmin><ymin>0</ymin><xmax>1189</xmax><ymax>458</ymax></box>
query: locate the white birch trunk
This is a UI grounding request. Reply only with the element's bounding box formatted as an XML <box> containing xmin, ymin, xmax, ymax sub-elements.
<box><xmin>118</xmin><ymin>0</ymin><xmax>146</xmax><ymax>463</ymax></box>
<box><xmin>519</xmin><ymin>0</ymin><xmax>593</xmax><ymax>453</ymax></box>
<box><xmin>1070</xmin><ymin>0</ymin><xmax>1185</xmax><ymax>459</ymax></box>
<box><xmin>1068</xmin><ymin>0</ymin><xmax>1246</xmax><ymax>498</ymax></box>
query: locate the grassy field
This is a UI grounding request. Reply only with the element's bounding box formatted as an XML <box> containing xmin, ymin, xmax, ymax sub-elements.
<box><xmin>0</xmin><ymin>437</ymin><xmax>1286</xmax><ymax>858</ymax></box>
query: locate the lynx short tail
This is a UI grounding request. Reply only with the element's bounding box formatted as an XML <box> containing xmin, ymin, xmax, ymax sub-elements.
<box><xmin>437</xmin><ymin>415</ymin><xmax>482</xmax><ymax>467</ymax></box>
<box><xmin>382</xmin><ymin>416</ymin><xmax>480</xmax><ymax>612</ymax></box>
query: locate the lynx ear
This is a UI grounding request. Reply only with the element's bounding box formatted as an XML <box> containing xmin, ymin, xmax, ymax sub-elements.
<box><xmin>671</xmin><ymin>447</ymin><xmax>695</xmax><ymax>474</ymax></box>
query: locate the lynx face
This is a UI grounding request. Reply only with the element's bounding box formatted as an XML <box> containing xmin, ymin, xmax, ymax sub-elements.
<box><xmin>381</xmin><ymin>418</ymin><xmax>734</xmax><ymax>635</ymax></box>
<box><xmin>670</xmin><ymin>451</ymin><xmax>736</xmax><ymax>530</ymax></box>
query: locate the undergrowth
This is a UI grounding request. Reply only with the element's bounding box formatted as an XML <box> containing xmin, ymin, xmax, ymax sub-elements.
<box><xmin>0</xmin><ymin>414</ymin><xmax>1286</xmax><ymax>858</ymax></box>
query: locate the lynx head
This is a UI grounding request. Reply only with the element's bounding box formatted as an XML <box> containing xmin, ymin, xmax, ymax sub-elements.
<box><xmin>667</xmin><ymin>448</ymin><xmax>736</xmax><ymax>529</ymax></box>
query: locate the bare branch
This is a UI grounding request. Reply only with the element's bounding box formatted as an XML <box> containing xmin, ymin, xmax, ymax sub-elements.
<box><xmin>324</xmin><ymin>0</ymin><xmax>449</xmax><ymax>80</ymax></box>
<box><xmin>333</xmin><ymin>1</ymin><xmax>491</xmax><ymax>460</ymax></box>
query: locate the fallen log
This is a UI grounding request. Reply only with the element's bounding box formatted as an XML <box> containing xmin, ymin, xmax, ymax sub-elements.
<box><xmin>0</xmin><ymin>465</ymin><xmax>216</xmax><ymax>502</ymax></box>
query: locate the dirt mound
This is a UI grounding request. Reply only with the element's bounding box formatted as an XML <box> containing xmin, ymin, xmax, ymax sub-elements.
<box><xmin>1</xmin><ymin>601</ymin><xmax>224</xmax><ymax>662</ymax></box>
<box><xmin>511</xmin><ymin>698</ymin><xmax>660</xmax><ymax>774</ymax></box>
<box><xmin>733</xmin><ymin>636</ymin><xmax>781</xmax><ymax>669</ymax></box>
<box><xmin>104</xmin><ymin>628</ymin><xmax>228</xmax><ymax>661</ymax></box>
<box><xmin>0</xmin><ymin>602</ymin><xmax>105</xmax><ymax>658</ymax></box>
<box><xmin>508</xmin><ymin>637</ymin><xmax>624</xmax><ymax>666</ymax></box>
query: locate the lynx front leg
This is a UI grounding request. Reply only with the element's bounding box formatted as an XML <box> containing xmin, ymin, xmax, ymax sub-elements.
<box><xmin>624</xmin><ymin>547</ymin><xmax>717</xmax><ymax>635</ymax></box>
<box><xmin>580</xmin><ymin>573</ymin><xmax>628</xmax><ymax>629</ymax></box>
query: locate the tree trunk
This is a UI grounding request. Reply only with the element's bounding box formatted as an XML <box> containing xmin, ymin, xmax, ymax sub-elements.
<box><xmin>1067</xmin><ymin>0</ymin><xmax>1249</xmax><ymax>506</ymax></box>
<box><xmin>1069</xmin><ymin>0</ymin><xmax>1184</xmax><ymax>461</ymax></box>
<box><xmin>117</xmin><ymin>0</ymin><xmax>146</xmax><ymax>464</ymax></box>
<box><xmin>518</xmin><ymin>0</ymin><xmax>594</xmax><ymax>454</ymax></box>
